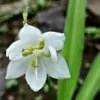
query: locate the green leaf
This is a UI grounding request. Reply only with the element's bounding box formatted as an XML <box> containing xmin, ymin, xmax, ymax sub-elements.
<box><xmin>76</xmin><ymin>53</ymin><xmax>100</xmax><ymax>100</ymax></box>
<box><xmin>58</xmin><ymin>0</ymin><xmax>86</xmax><ymax>100</ymax></box>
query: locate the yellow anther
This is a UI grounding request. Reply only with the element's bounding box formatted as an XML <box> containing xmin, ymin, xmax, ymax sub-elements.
<box><xmin>22</xmin><ymin>45</ymin><xmax>34</xmax><ymax>57</ymax></box>
<box><xmin>23</xmin><ymin>45</ymin><xmax>34</xmax><ymax>51</ymax></box>
<box><xmin>36</xmin><ymin>40</ymin><xmax>45</xmax><ymax>49</ymax></box>
<box><xmin>22</xmin><ymin>50</ymin><xmax>33</xmax><ymax>56</ymax></box>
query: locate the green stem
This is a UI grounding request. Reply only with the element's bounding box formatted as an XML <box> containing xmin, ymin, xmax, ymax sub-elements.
<box><xmin>76</xmin><ymin>53</ymin><xmax>100</xmax><ymax>100</ymax></box>
<box><xmin>23</xmin><ymin>0</ymin><xmax>29</xmax><ymax>24</ymax></box>
<box><xmin>58</xmin><ymin>0</ymin><xmax>86</xmax><ymax>100</ymax></box>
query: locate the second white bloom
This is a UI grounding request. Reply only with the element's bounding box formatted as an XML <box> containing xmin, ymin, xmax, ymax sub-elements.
<box><xmin>6</xmin><ymin>24</ymin><xmax>70</xmax><ymax>91</ymax></box>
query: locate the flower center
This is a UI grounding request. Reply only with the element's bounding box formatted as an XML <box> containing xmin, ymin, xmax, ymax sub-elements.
<box><xmin>21</xmin><ymin>40</ymin><xmax>50</xmax><ymax>68</ymax></box>
<box><xmin>22</xmin><ymin>40</ymin><xmax>45</xmax><ymax>57</ymax></box>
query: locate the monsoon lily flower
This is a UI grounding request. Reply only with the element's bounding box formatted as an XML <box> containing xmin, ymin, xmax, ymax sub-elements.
<box><xmin>6</xmin><ymin>24</ymin><xmax>70</xmax><ymax>91</ymax></box>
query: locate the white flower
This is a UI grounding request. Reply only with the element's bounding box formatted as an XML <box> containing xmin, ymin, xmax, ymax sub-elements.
<box><xmin>6</xmin><ymin>24</ymin><xmax>70</xmax><ymax>92</ymax></box>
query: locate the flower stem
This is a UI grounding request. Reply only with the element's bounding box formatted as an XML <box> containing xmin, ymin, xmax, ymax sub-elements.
<box><xmin>23</xmin><ymin>0</ymin><xmax>29</xmax><ymax>24</ymax></box>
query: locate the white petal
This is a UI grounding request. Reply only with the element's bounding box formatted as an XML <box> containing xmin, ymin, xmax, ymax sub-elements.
<box><xmin>43</xmin><ymin>32</ymin><xmax>65</xmax><ymax>51</ymax></box>
<box><xmin>43</xmin><ymin>54</ymin><xmax>70</xmax><ymax>79</ymax></box>
<box><xmin>48</xmin><ymin>46</ymin><xmax>57</xmax><ymax>62</ymax></box>
<box><xmin>6</xmin><ymin>40</ymin><xmax>27</xmax><ymax>60</ymax></box>
<box><xmin>18</xmin><ymin>24</ymin><xmax>42</xmax><ymax>44</ymax></box>
<box><xmin>5</xmin><ymin>57</ymin><xmax>30</xmax><ymax>79</ymax></box>
<box><xmin>25</xmin><ymin>61</ymin><xmax>47</xmax><ymax>92</ymax></box>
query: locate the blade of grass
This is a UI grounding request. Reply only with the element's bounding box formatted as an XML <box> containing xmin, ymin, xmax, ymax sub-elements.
<box><xmin>76</xmin><ymin>53</ymin><xmax>100</xmax><ymax>100</ymax></box>
<box><xmin>58</xmin><ymin>0</ymin><xmax>86</xmax><ymax>100</ymax></box>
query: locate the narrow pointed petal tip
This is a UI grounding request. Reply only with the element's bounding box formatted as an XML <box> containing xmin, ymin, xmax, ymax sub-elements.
<box><xmin>64</xmin><ymin>72</ymin><xmax>71</xmax><ymax>79</ymax></box>
<box><xmin>6</xmin><ymin>50</ymin><xmax>9</xmax><ymax>57</ymax></box>
<box><xmin>5</xmin><ymin>75</ymin><xmax>10</xmax><ymax>79</ymax></box>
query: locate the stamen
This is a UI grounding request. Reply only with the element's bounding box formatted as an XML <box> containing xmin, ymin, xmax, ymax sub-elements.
<box><xmin>22</xmin><ymin>45</ymin><xmax>34</xmax><ymax>57</ymax></box>
<box><xmin>36</xmin><ymin>40</ymin><xmax>45</xmax><ymax>49</ymax></box>
<box><xmin>31</xmin><ymin>57</ymin><xmax>38</xmax><ymax>67</ymax></box>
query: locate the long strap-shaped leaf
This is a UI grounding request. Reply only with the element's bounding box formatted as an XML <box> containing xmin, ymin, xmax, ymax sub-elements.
<box><xmin>58</xmin><ymin>0</ymin><xmax>86</xmax><ymax>100</ymax></box>
<box><xmin>76</xmin><ymin>53</ymin><xmax>100</xmax><ymax>100</ymax></box>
